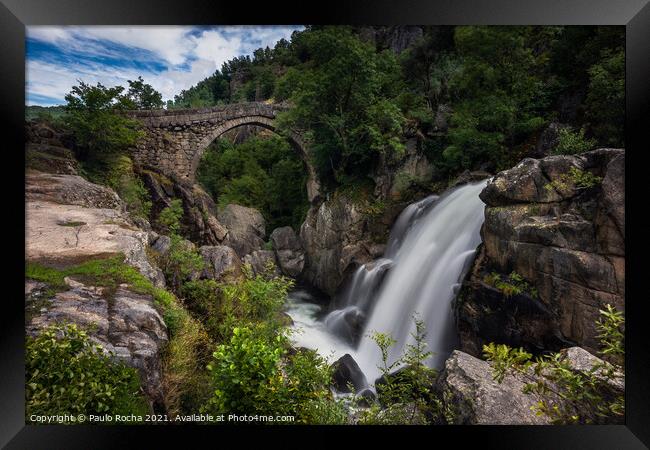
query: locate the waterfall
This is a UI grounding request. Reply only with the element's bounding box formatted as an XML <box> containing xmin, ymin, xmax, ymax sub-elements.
<box><xmin>286</xmin><ymin>180</ymin><xmax>487</xmax><ymax>387</ymax></box>
<box><xmin>353</xmin><ymin>181</ymin><xmax>487</xmax><ymax>383</ymax></box>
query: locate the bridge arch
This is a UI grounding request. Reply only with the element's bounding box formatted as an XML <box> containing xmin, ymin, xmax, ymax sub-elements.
<box><xmin>128</xmin><ymin>103</ymin><xmax>321</xmax><ymax>203</ymax></box>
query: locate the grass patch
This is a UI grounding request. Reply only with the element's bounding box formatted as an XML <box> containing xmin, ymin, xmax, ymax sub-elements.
<box><xmin>25</xmin><ymin>252</ymin><xmax>214</xmax><ymax>418</ymax></box>
<box><xmin>483</xmin><ymin>271</ymin><xmax>539</xmax><ymax>299</ymax></box>
<box><xmin>544</xmin><ymin>167</ymin><xmax>603</xmax><ymax>193</ymax></box>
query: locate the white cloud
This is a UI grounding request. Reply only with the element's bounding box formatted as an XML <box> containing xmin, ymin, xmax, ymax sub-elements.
<box><xmin>26</xmin><ymin>25</ymin><xmax>304</xmax><ymax>105</ymax></box>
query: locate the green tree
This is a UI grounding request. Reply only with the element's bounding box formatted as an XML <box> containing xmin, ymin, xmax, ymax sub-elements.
<box><xmin>124</xmin><ymin>76</ymin><xmax>164</xmax><ymax>109</ymax></box>
<box><xmin>585</xmin><ymin>47</ymin><xmax>624</xmax><ymax>147</ymax></box>
<box><xmin>64</xmin><ymin>81</ymin><xmax>143</xmax><ymax>160</ymax></box>
<box><xmin>442</xmin><ymin>26</ymin><xmax>549</xmax><ymax>173</ymax></box>
<box><xmin>196</xmin><ymin>135</ymin><xmax>309</xmax><ymax>231</ymax></box>
<box><xmin>275</xmin><ymin>27</ymin><xmax>406</xmax><ymax>187</ymax></box>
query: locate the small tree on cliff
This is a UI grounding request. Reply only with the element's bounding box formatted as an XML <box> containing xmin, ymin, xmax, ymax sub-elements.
<box><xmin>64</xmin><ymin>81</ymin><xmax>144</xmax><ymax>160</ymax></box>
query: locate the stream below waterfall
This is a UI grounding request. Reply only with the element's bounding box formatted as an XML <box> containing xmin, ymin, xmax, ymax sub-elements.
<box><xmin>285</xmin><ymin>180</ymin><xmax>488</xmax><ymax>389</ymax></box>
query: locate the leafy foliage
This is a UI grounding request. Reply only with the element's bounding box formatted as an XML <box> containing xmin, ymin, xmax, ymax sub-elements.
<box><xmin>123</xmin><ymin>76</ymin><xmax>164</xmax><ymax>109</ymax></box>
<box><xmin>483</xmin><ymin>271</ymin><xmax>538</xmax><ymax>299</ymax></box>
<box><xmin>359</xmin><ymin>315</ymin><xmax>447</xmax><ymax>425</ymax></box>
<box><xmin>26</xmin><ymin>323</ymin><xmax>149</xmax><ymax>419</ymax></box>
<box><xmin>157</xmin><ymin>199</ymin><xmax>184</xmax><ymax>234</ymax></box>
<box><xmin>170</xmin><ymin>25</ymin><xmax>623</xmax><ymax>193</ymax></box>
<box><xmin>275</xmin><ymin>26</ymin><xmax>406</xmax><ymax>187</ymax></box>
<box><xmin>483</xmin><ymin>304</ymin><xmax>625</xmax><ymax>424</ymax></box>
<box><xmin>25</xmin><ymin>253</ymin><xmax>214</xmax><ymax>418</ymax></box>
<box><xmin>202</xmin><ymin>326</ymin><xmax>334</xmax><ymax>421</ymax></box>
<box><xmin>553</xmin><ymin>127</ymin><xmax>597</xmax><ymax>155</ymax></box>
<box><xmin>64</xmin><ymin>81</ymin><xmax>143</xmax><ymax>160</ymax></box>
<box><xmin>161</xmin><ymin>234</ymin><xmax>205</xmax><ymax>290</ymax></box>
<box><xmin>196</xmin><ymin>135</ymin><xmax>309</xmax><ymax>231</ymax></box>
<box><xmin>214</xmin><ymin>263</ymin><xmax>293</xmax><ymax>342</ymax></box>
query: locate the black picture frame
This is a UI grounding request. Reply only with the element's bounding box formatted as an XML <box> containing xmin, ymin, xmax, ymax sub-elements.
<box><xmin>2</xmin><ymin>0</ymin><xmax>649</xmax><ymax>447</ymax></box>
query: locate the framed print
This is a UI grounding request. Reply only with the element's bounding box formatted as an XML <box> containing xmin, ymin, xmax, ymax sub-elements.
<box><xmin>2</xmin><ymin>0</ymin><xmax>648</xmax><ymax>447</ymax></box>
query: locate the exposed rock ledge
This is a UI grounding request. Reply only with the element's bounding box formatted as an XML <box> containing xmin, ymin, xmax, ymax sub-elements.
<box><xmin>456</xmin><ymin>149</ymin><xmax>625</xmax><ymax>357</ymax></box>
<box><xmin>26</xmin><ymin>171</ymin><xmax>165</xmax><ymax>288</ymax></box>
<box><xmin>435</xmin><ymin>347</ymin><xmax>623</xmax><ymax>424</ymax></box>
<box><xmin>26</xmin><ymin>170</ymin><xmax>170</xmax><ymax>410</ymax></box>
<box><xmin>26</xmin><ymin>279</ymin><xmax>168</xmax><ymax>410</ymax></box>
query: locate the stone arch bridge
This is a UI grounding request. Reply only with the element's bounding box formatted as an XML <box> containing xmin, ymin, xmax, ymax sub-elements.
<box><xmin>126</xmin><ymin>102</ymin><xmax>321</xmax><ymax>203</ymax></box>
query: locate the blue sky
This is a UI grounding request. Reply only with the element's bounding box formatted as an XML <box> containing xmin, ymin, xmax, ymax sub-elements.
<box><xmin>26</xmin><ymin>26</ymin><xmax>304</xmax><ymax>106</ymax></box>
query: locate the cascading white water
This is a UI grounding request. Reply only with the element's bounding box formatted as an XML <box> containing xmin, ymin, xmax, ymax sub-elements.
<box><xmin>286</xmin><ymin>180</ymin><xmax>487</xmax><ymax>387</ymax></box>
<box><xmin>354</xmin><ymin>181</ymin><xmax>487</xmax><ymax>384</ymax></box>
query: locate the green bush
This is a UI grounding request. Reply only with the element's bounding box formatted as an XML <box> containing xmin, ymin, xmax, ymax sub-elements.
<box><xmin>215</xmin><ymin>264</ymin><xmax>292</xmax><ymax>341</ymax></box>
<box><xmin>359</xmin><ymin>315</ymin><xmax>444</xmax><ymax>425</ymax></box>
<box><xmin>553</xmin><ymin>127</ymin><xmax>597</xmax><ymax>155</ymax></box>
<box><xmin>158</xmin><ymin>199</ymin><xmax>184</xmax><ymax>235</ymax></box>
<box><xmin>26</xmin><ymin>323</ymin><xmax>149</xmax><ymax>419</ymax></box>
<box><xmin>202</xmin><ymin>326</ymin><xmax>334</xmax><ymax>421</ymax></box>
<box><xmin>161</xmin><ymin>234</ymin><xmax>205</xmax><ymax>289</ymax></box>
<box><xmin>179</xmin><ymin>279</ymin><xmax>222</xmax><ymax>338</ymax></box>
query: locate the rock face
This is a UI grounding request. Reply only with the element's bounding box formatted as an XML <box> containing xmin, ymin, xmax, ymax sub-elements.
<box><xmin>142</xmin><ymin>171</ymin><xmax>229</xmax><ymax>247</ymax></box>
<box><xmin>242</xmin><ymin>250</ymin><xmax>280</xmax><ymax>277</ymax></box>
<box><xmin>300</xmin><ymin>196</ymin><xmax>384</xmax><ymax>296</ymax></box>
<box><xmin>218</xmin><ymin>204</ymin><xmax>267</xmax><ymax>259</ymax></box>
<box><xmin>330</xmin><ymin>354</ymin><xmax>368</xmax><ymax>393</ymax></box>
<box><xmin>270</xmin><ymin>226</ymin><xmax>305</xmax><ymax>277</ymax></box>
<box><xmin>26</xmin><ymin>172</ymin><xmax>123</xmax><ymax>209</ymax></box>
<box><xmin>25</xmin><ymin>170</ymin><xmax>172</xmax><ymax>410</ymax></box>
<box><xmin>198</xmin><ymin>245</ymin><xmax>243</xmax><ymax>281</ymax></box>
<box><xmin>26</xmin><ymin>278</ymin><xmax>168</xmax><ymax>410</ymax></box>
<box><xmin>26</xmin><ymin>172</ymin><xmax>166</xmax><ymax>288</ymax></box>
<box><xmin>435</xmin><ymin>350</ymin><xmax>550</xmax><ymax>425</ymax></box>
<box><xmin>457</xmin><ymin>149</ymin><xmax>625</xmax><ymax>357</ymax></box>
<box><xmin>532</xmin><ymin>122</ymin><xmax>571</xmax><ymax>158</ymax></box>
<box><xmin>436</xmin><ymin>347</ymin><xmax>624</xmax><ymax>425</ymax></box>
<box><xmin>26</xmin><ymin>143</ymin><xmax>79</xmax><ymax>175</ymax></box>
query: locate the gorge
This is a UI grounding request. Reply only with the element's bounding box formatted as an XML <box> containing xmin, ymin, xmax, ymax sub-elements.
<box><xmin>24</xmin><ymin>25</ymin><xmax>626</xmax><ymax>426</ymax></box>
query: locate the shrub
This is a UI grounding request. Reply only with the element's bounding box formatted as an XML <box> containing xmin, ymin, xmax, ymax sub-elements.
<box><xmin>215</xmin><ymin>264</ymin><xmax>293</xmax><ymax>342</ymax></box>
<box><xmin>158</xmin><ymin>199</ymin><xmax>184</xmax><ymax>235</ymax></box>
<box><xmin>483</xmin><ymin>271</ymin><xmax>538</xmax><ymax>299</ymax></box>
<box><xmin>568</xmin><ymin>167</ymin><xmax>602</xmax><ymax>188</ymax></box>
<box><xmin>359</xmin><ymin>315</ymin><xmax>443</xmax><ymax>425</ymax></box>
<box><xmin>544</xmin><ymin>167</ymin><xmax>603</xmax><ymax>193</ymax></box>
<box><xmin>179</xmin><ymin>279</ymin><xmax>222</xmax><ymax>338</ymax></box>
<box><xmin>26</xmin><ymin>323</ymin><xmax>149</xmax><ymax>419</ymax></box>
<box><xmin>162</xmin><ymin>234</ymin><xmax>205</xmax><ymax>289</ymax></box>
<box><xmin>483</xmin><ymin>304</ymin><xmax>624</xmax><ymax>424</ymax></box>
<box><xmin>553</xmin><ymin>127</ymin><xmax>597</xmax><ymax>155</ymax></box>
<box><xmin>202</xmin><ymin>326</ymin><xmax>334</xmax><ymax>421</ymax></box>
